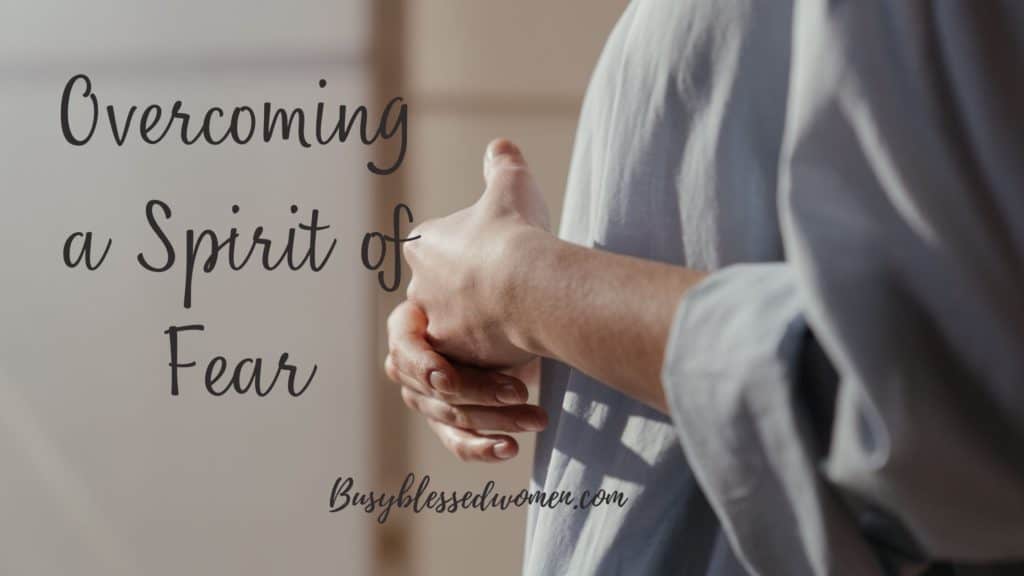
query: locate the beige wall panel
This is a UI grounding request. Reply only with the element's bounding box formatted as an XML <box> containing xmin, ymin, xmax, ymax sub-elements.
<box><xmin>1</xmin><ymin>0</ymin><xmax>369</xmax><ymax>64</ymax></box>
<box><xmin>0</xmin><ymin>67</ymin><xmax>375</xmax><ymax>576</ymax></box>
<box><xmin>406</xmin><ymin>1</ymin><xmax>626</xmax><ymax>97</ymax></box>
<box><xmin>406</xmin><ymin>111</ymin><xmax>582</xmax><ymax>230</ymax></box>
<box><xmin>406</xmin><ymin>416</ymin><xmax>534</xmax><ymax>576</ymax></box>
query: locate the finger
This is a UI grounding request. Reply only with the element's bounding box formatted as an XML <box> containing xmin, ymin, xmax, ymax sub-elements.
<box><xmin>387</xmin><ymin>299</ymin><xmax>428</xmax><ymax>338</ymax></box>
<box><xmin>483</xmin><ymin>138</ymin><xmax>528</xmax><ymax>184</ymax></box>
<box><xmin>386</xmin><ymin>304</ymin><xmax>530</xmax><ymax>402</ymax></box>
<box><xmin>480</xmin><ymin>140</ymin><xmax>550</xmax><ymax>231</ymax></box>
<box><xmin>390</xmin><ymin>359</ymin><xmax>529</xmax><ymax>405</ymax></box>
<box><xmin>401</xmin><ymin>387</ymin><xmax>547</xmax><ymax>432</ymax></box>
<box><xmin>386</xmin><ymin>346</ymin><xmax>454</xmax><ymax>397</ymax></box>
<box><xmin>501</xmin><ymin>357</ymin><xmax>541</xmax><ymax>390</ymax></box>
<box><xmin>426</xmin><ymin>418</ymin><xmax>519</xmax><ymax>462</ymax></box>
<box><xmin>444</xmin><ymin>364</ymin><xmax>529</xmax><ymax>406</ymax></box>
<box><xmin>385</xmin><ymin>301</ymin><xmax>456</xmax><ymax>395</ymax></box>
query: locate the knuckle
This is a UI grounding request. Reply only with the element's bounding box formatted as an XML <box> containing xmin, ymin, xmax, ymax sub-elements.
<box><xmin>444</xmin><ymin>405</ymin><xmax>468</xmax><ymax>428</ymax></box>
<box><xmin>387</xmin><ymin>344</ymin><xmax>406</xmax><ymax>372</ymax></box>
<box><xmin>414</xmin><ymin>356</ymin><xmax>435</xmax><ymax>385</ymax></box>
<box><xmin>400</xmin><ymin>387</ymin><xmax>418</xmax><ymax>410</ymax></box>
<box><xmin>384</xmin><ymin>354</ymin><xmax>399</xmax><ymax>381</ymax></box>
<box><xmin>419</xmin><ymin>353</ymin><xmax>447</xmax><ymax>385</ymax></box>
<box><xmin>451</xmin><ymin>443</ymin><xmax>472</xmax><ymax>462</ymax></box>
<box><xmin>387</xmin><ymin>328</ymin><xmax>407</xmax><ymax>352</ymax></box>
<box><xmin>386</xmin><ymin>301</ymin><xmax>410</xmax><ymax>335</ymax></box>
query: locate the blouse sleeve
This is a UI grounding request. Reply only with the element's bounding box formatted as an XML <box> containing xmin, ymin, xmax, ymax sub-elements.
<box><xmin>662</xmin><ymin>2</ymin><xmax>1024</xmax><ymax>574</ymax></box>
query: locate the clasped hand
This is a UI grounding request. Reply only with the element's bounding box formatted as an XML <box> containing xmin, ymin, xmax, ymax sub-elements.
<box><xmin>385</xmin><ymin>139</ymin><xmax>551</xmax><ymax>462</ymax></box>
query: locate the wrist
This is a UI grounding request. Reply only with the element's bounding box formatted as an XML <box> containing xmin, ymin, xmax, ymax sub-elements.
<box><xmin>492</xmin><ymin>224</ymin><xmax>559</xmax><ymax>358</ymax></box>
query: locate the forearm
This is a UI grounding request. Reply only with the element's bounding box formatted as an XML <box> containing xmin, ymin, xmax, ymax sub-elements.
<box><xmin>502</xmin><ymin>228</ymin><xmax>707</xmax><ymax>413</ymax></box>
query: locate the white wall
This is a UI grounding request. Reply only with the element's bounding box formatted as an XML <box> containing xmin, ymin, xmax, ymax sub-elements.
<box><xmin>0</xmin><ymin>2</ymin><xmax>375</xmax><ymax>575</ymax></box>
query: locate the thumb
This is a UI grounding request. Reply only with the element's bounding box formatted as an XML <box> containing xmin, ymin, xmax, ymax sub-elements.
<box><xmin>480</xmin><ymin>138</ymin><xmax>550</xmax><ymax>231</ymax></box>
<box><xmin>483</xmin><ymin>138</ymin><xmax>528</xmax><ymax>185</ymax></box>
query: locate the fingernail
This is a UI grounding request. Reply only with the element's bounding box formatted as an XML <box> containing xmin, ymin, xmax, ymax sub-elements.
<box><xmin>496</xmin><ymin>383</ymin><xmax>525</xmax><ymax>405</ymax></box>
<box><xmin>494</xmin><ymin>441</ymin><xmax>516</xmax><ymax>460</ymax></box>
<box><xmin>429</xmin><ymin>371</ymin><xmax>451</xmax><ymax>392</ymax></box>
<box><xmin>516</xmin><ymin>417</ymin><xmax>546</xmax><ymax>432</ymax></box>
<box><xmin>488</xmin><ymin>138</ymin><xmax>519</xmax><ymax>161</ymax></box>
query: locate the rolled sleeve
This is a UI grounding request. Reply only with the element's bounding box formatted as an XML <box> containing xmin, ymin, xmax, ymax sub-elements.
<box><xmin>662</xmin><ymin>263</ymin><xmax>883</xmax><ymax>576</ymax></box>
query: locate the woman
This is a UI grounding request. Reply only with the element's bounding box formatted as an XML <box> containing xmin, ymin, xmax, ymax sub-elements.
<box><xmin>387</xmin><ymin>1</ymin><xmax>1024</xmax><ymax>574</ymax></box>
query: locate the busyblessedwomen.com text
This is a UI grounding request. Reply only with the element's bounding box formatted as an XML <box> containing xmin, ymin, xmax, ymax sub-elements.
<box><xmin>58</xmin><ymin>73</ymin><xmax>419</xmax><ymax>399</ymax></box>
